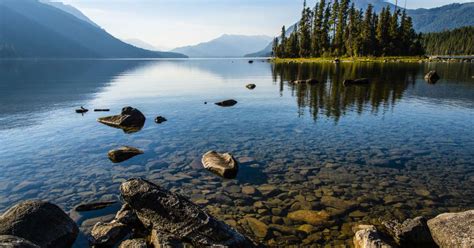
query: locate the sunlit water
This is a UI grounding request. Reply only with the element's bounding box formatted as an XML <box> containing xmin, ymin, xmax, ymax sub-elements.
<box><xmin>0</xmin><ymin>59</ymin><xmax>473</xmax><ymax>246</ymax></box>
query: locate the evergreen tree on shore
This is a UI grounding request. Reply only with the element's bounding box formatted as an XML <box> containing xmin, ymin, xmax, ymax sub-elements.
<box><xmin>273</xmin><ymin>0</ymin><xmax>425</xmax><ymax>58</ymax></box>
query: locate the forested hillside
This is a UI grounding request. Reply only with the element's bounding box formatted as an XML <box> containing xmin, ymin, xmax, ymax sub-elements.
<box><xmin>422</xmin><ymin>26</ymin><xmax>474</xmax><ymax>55</ymax></box>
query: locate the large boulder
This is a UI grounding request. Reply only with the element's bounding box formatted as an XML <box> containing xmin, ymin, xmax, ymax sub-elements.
<box><xmin>202</xmin><ymin>151</ymin><xmax>239</xmax><ymax>179</ymax></box>
<box><xmin>108</xmin><ymin>146</ymin><xmax>144</xmax><ymax>163</ymax></box>
<box><xmin>427</xmin><ymin>210</ymin><xmax>474</xmax><ymax>248</ymax></box>
<box><xmin>353</xmin><ymin>225</ymin><xmax>393</xmax><ymax>248</ymax></box>
<box><xmin>98</xmin><ymin>106</ymin><xmax>146</xmax><ymax>133</ymax></box>
<box><xmin>383</xmin><ymin>216</ymin><xmax>436</xmax><ymax>247</ymax></box>
<box><xmin>0</xmin><ymin>235</ymin><xmax>39</xmax><ymax>248</ymax></box>
<box><xmin>120</xmin><ymin>178</ymin><xmax>256</xmax><ymax>247</ymax></box>
<box><xmin>0</xmin><ymin>200</ymin><xmax>79</xmax><ymax>248</ymax></box>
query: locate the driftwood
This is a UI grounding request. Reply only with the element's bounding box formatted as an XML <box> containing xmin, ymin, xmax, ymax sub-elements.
<box><xmin>120</xmin><ymin>178</ymin><xmax>256</xmax><ymax>247</ymax></box>
<box><xmin>343</xmin><ymin>78</ymin><xmax>370</xmax><ymax>86</ymax></box>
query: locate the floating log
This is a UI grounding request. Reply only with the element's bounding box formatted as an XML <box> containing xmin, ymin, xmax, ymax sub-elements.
<box><xmin>343</xmin><ymin>78</ymin><xmax>370</xmax><ymax>86</ymax></box>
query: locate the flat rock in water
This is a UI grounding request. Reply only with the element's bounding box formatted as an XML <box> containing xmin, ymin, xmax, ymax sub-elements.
<box><xmin>424</xmin><ymin>70</ymin><xmax>440</xmax><ymax>84</ymax></box>
<box><xmin>287</xmin><ymin>210</ymin><xmax>330</xmax><ymax>226</ymax></box>
<box><xmin>201</xmin><ymin>151</ymin><xmax>239</xmax><ymax>179</ymax></box>
<box><xmin>97</xmin><ymin>106</ymin><xmax>146</xmax><ymax>133</ymax></box>
<box><xmin>74</xmin><ymin>201</ymin><xmax>118</xmax><ymax>212</ymax></box>
<box><xmin>427</xmin><ymin>210</ymin><xmax>474</xmax><ymax>248</ymax></box>
<box><xmin>215</xmin><ymin>99</ymin><xmax>237</xmax><ymax>107</ymax></box>
<box><xmin>246</xmin><ymin>84</ymin><xmax>256</xmax><ymax>90</ymax></box>
<box><xmin>108</xmin><ymin>146</ymin><xmax>144</xmax><ymax>163</ymax></box>
<box><xmin>0</xmin><ymin>200</ymin><xmax>79</xmax><ymax>248</ymax></box>
<box><xmin>0</xmin><ymin>235</ymin><xmax>39</xmax><ymax>248</ymax></box>
<box><xmin>120</xmin><ymin>178</ymin><xmax>256</xmax><ymax>247</ymax></box>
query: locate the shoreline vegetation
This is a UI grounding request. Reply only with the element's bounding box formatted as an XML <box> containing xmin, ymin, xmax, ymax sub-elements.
<box><xmin>272</xmin><ymin>56</ymin><xmax>474</xmax><ymax>64</ymax></box>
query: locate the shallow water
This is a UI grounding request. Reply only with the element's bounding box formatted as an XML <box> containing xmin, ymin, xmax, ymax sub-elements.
<box><xmin>0</xmin><ymin>59</ymin><xmax>473</xmax><ymax>246</ymax></box>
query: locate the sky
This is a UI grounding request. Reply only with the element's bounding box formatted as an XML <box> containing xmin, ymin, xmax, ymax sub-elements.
<box><xmin>60</xmin><ymin>0</ymin><xmax>473</xmax><ymax>50</ymax></box>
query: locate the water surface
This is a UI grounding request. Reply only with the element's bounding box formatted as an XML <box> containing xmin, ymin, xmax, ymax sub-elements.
<box><xmin>0</xmin><ymin>59</ymin><xmax>473</xmax><ymax>246</ymax></box>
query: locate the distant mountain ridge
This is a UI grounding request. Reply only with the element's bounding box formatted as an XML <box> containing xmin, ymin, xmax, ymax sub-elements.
<box><xmin>247</xmin><ymin>0</ymin><xmax>474</xmax><ymax>57</ymax></box>
<box><xmin>40</xmin><ymin>0</ymin><xmax>99</xmax><ymax>28</ymax></box>
<box><xmin>0</xmin><ymin>0</ymin><xmax>186</xmax><ymax>58</ymax></box>
<box><xmin>171</xmin><ymin>34</ymin><xmax>273</xmax><ymax>58</ymax></box>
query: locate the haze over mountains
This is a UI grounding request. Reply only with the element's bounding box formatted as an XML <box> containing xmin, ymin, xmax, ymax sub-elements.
<box><xmin>0</xmin><ymin>0</ymin><xmax>186</xmax><ymax>58</ymax></box>
<box><xmin>248</xmin><ymin>0</ymin><xmax>474</xmax><ymax>57</ymax></box>
<box><xmin>171</xmin><ymin>34</ymin><xmax>273</xmax><ymax>58</ymax></box>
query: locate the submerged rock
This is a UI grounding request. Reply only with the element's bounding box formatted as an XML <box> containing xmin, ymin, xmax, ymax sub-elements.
<box><xmin>0</xmin><ymin>235</ymin><xmax>39</xmax><ymax>248</ymax></box>
<box><xmin>75</xmin><ymin>106</ymin><xmax>88</xmax><ymax>114</ymax></box>
<box><xmin>0</xmin><ymin>200</ymin><xmax>78</xmax><ymax>248</ymax></box>
<box><xmin>287</xmin><ymin>210</ymin><xmax>330</xmax><ymax>226</ymax></box>
<box><xmin>353</xmin><ymin>225</ymin><xmax>393</xmax><ymax>248</ymax></box>
<box><xmin>74</xmin><ymin>200</ymin><xmax>118</xmax><ymax>212</ymax></box>
<box><xmin>427</xmin><ymin>210</ymin><xmax>474</xmax><ymax>248</ymax></box>
<box><xmin>424</xmin><ymin>71</ymin><xmax>440</xmax><ymax>84</ymax></box>
<box><xmin>97</xmin><ymin>106</ymin><xmax>146</xmax><ymax>133</ymax></box>
<box><xmin>201</xmin><ymin>151</ymin><xmax>239</xmax><ymax>179</ymax></box>
<box><xmin>120</xmin><ymin>178</ymin><xmax>256</xmax><ymax>247</ymax></box>
<box><xmin>246</xmin><ymin>84</ymin><xmax>256</xmax><ymax>90</ymax></box>
<box><xmin>108</xmin><ymin>146</ymin><xmax>144</xmax><ymax>163</ymax></box>
<box><xmin>215</xmin><ymin>99</ymin><xmax>238</xmax><ymax>107</ymax></box>
<box><xmin>383</xmin><ymin>216</ymin><xmax>436</xmax><ymax>247</ymax></box>
<box><xmin>343</xmin><ymin>78</ymin><xmax>370</xmax><ymax>86</ymax></box>
<box><xmin>242</xmin><ymin>217</ymin><xmax>268</xmax><ymax>239</ymax></box>
<box><xmin>154</xmin><ymin>116</ymin><xmax>167</xmax><ymax>124</ymax></box>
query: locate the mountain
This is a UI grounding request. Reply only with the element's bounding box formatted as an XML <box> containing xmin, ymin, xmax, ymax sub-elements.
<box><xmin>125</xmin><ymin>39</ymin><xmax>158</xmax><ymax>51</ymax></box>
<box><xmin>40</xmin><ymin>0</ymin><xmax>99</xmax><ymax>28</ymax></box>
<box><xmin>171</xmin><ymin>34</ymin><xmax>273</xmax><ymax>58</ymax></box>
<box><xmin>0</xmin><ymin>0</ymin><xmax>186</xmax><ymax>58</ymax></box>
<box><xmin>247</xmin><ymin>1</ymin><xmax>474</xmax><ymax>57</ymax></box>
<box><xmin>245</xmin><ymin>24</ymin><xmax>297</xmax><ymax>58</ymax></box>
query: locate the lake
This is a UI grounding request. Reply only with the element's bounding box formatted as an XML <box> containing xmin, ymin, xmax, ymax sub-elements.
<box><xmin>0</xmin><ymin>59</ymin><xmax>473</xmax><ymax>246</ymax></box>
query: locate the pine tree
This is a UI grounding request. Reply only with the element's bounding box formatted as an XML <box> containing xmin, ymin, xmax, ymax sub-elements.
<box><xmin>330</xmin><ymin>0</ymin><xmax>339</xmax><ymax>54</ymax></box>
<box><xmin>388</xmin><ymin>9</ymin><xmax>401</xmax><ymax>55</ymax></box>
<box><xmin>335</xmin><ymin>0</ymin><xmax>350</xmax><ymax>56</ymax></box>
<box><xmin>311</xmin><ymin>1</ymin><xmax>323</xmax><ymax>57</ymax></box>
<box><xmin>298</xmin><ymin>0</ymin><xmax>312</xmax><ymax>57</ymax></box>
<box><xmin>376</xmin><ymin>7</ymin><xmax>391</xmax><ymax>56</ymax></box>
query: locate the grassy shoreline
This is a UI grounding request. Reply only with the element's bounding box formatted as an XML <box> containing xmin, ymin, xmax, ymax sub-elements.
<box><xmin>272</xmin><ymin>56</ymin><xmax>429</xmax><ymax>63</ymax></box>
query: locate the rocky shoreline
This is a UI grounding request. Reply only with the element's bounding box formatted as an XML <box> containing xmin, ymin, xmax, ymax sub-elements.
<box><xmin>0</xmin><ymin>178</ymin><xmax>472</xmax><ymax>247</ymax></box>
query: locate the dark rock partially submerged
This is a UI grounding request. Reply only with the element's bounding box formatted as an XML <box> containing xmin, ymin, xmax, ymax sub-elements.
<box><xmin>248</xmin><ymin>60</ymin><xmax>254</xmax><ymax>64</ymax></box>
<box><xmin>246</xmin><ymin>84</ymin><xmax>256</xmax><ymax>90</ymax></box>
<box><xmin>154</xmin><ymin>116</ymin><xmax>167</xmax><ymax>124</ymax></box>
<box><xmin>424</xmin><ymin>71</ymin><xmax>440</xmax><ymax>84</ymax></box>
<box><xmin>343</xmin><ymin>78</ymin><xmax>370</xmax><ymax>86</ymax></box>
<box><xmin>291</xmin><ymin>79</ymin><xmax>319</xmax><ymax>85</ymax></box>
<box><xmin>98</xmin><ymin>106</ymin><xmax>146</xmax><ymax>133</ymax></box>
<box><xmin>202</xmin><ymin>150</ymin><xmax>239</xmax><ymax>179</ymax></box>
<box><xmin>94</xmin><ymin>109</ymin><xmax>110</xmax><ymax>112</ymax></box>
<box><xmin>215</xmin><ymin>99</ymin><xmax>238</xmax><ymax>107</ymax></box>
<box><xmin>108</xmin><ymin>146</ymin><xmax>144</xmax><ymax>163</ymax></box>
<box><xmin>0</xmin><ymin>235</ymin><xmax>39</xmax><ymax>248</ymax></box>
<box><xmin>0</xmin><ymin>200</ymin><xmax>78</xmax><ymax>248</ymax></box>
<box><xmin>120</xmin><ymin>178</ymin><xmax>256</xmax><ymax>247</ymax></box>
<box><xmin>75</xmin><ymin>106</ymin><xmax>88</xmax><ymax>114</ymax></box>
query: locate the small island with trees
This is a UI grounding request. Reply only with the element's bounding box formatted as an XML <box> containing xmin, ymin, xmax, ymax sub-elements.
<box><xmin>272</xmin><ymin>0</ymin><xmax>474</xmax><ymax>62</ymax></box>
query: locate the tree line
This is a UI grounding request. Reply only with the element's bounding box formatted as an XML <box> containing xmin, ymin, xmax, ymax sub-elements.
<box><xmin>422</xmin><ymin>26</ymin><xmax>474</xmax><ymax>55</ymax></box>
<box><xmin>272</xmin><ymin>0</ymin><xmax>424</xmax><ymax>58</ymax></box>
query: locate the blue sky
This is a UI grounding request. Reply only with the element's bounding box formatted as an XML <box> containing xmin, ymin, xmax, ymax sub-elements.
<box><xmin>60</xmin><ymin>0</ymin><xmax>473</xmax><ymax>50</ymax></box>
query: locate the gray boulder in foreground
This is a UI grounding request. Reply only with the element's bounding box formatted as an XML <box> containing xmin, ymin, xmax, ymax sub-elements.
<box><xmin>0</xmin><ymin>200</ymin><xmax>78</xmax><ymax>248</ymax></box>
<box><xmin>202</xmin><ymin>150</ymin><xmax>239</xmax><ymax>179</ymax></box>
<box><xmin>98</xmin><ymin>106</ymin><xmax>146</xmax><ymax>133</ymax></box>
<box><xmin>120</xmin><ymin>178</ymin><xmax>256</xmax><ymax>247</ymax></box>
<box><xmin>0</xmin><ymin>235</ymin><xmax>39</xmax><ymax>248</ymax></box>
<box><xmin>427</xmin><ymin>210</ymin><xmax>474</xmax><ymax>248</ymax></box>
